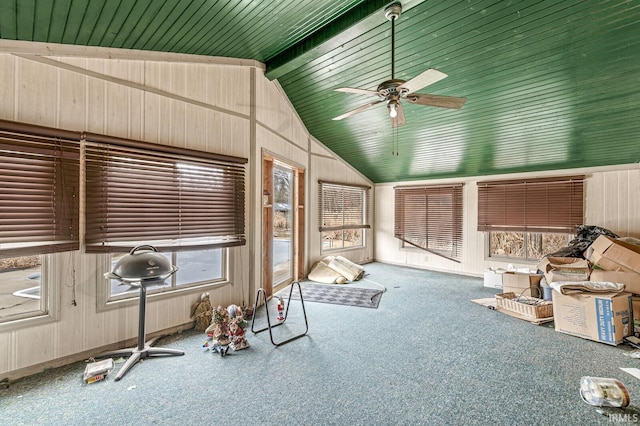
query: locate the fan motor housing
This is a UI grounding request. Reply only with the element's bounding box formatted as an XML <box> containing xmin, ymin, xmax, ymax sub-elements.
<box><xmin>377</xmin><ymin>79</ymin><xmax>408</xmax><ymax>97</ymax></box>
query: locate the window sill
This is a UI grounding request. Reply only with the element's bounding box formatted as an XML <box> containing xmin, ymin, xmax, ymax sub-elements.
<box><xmin>97</xmin><ymin>280</ymin><xmax>231</xmax><ymax>313</ymax></box>
<box><xmin>321</xmin><ymin>245</ymin><xmax>365</xmax><ymax>255</ymax></box>
<box><xmin>0</xmin><ymin>311</ymin><xmax>57</xmax><ymax>332</ymax></box>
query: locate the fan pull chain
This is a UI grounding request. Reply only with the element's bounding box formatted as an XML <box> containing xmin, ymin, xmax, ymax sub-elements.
<box><xmin>391</xmin><ymin>127</ymin><xmax>395</xmax><ymax>156</ymax></box>
<box><xmin>392</xmin><ymin>126</ymin><xmax>399</xmax><ymax>156</ymax></box>
<box><xmin>396</xmin><ymin>127</ymin><xmax>400</xmax><ymax>157</ymax></box>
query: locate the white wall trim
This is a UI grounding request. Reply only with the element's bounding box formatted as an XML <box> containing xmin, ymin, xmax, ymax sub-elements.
<box><xmin>374</xmin><ymin>162</ymin><xmax>640</xmax><ymax>188</ymax></box>
<box><xmin>310</xmin><ymin>151</ymin><xmax>336</xmax><ymax>160</ymax></box>
<box><xmin>256</xmin><ymin>120</ymin><xmax>309</xmax><ymax>155</ymax></box>
<box><xmin>309</xmin><ymin>135</ymin><xmax>375</xmax><ymax>187</ymax></box>
<box><xmin>0</xmin><ymin>39</ymin><xmax>265</xmax><ymax>70</ymax></box>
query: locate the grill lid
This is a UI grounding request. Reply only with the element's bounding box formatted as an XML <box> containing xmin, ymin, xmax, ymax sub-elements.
<box><xmin>104</xmin><ymin>245</ymin><xmax>178</xmax><ymax>283</ymax></box>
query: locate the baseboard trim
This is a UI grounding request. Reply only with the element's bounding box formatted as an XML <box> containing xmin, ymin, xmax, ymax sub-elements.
<box><xmin>372</xmin><ymin>259</ymin><xmax>483</xmax><ymax>279</ymax></box>
<box><xmin>0</xmin><ymin>322</ymin><xmax>195</xmax><ymax>384</ymax></box>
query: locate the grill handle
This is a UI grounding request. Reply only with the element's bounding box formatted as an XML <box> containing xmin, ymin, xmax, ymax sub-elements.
<box><xmin>129</xmin><ymin>244</ymin><xmax>158</xmax><ymax>255</ymax></box>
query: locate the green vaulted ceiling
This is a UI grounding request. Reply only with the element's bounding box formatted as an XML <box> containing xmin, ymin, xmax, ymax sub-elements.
<box><xmin>1</xmin><ymin>0</ymin><xmax>640</xmax><ymax>183</ymax></box>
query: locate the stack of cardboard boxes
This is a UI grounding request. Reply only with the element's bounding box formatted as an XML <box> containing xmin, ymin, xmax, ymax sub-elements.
<box><xmin>483</xmin><ymin>235</ymin><xmax>640</xmax><ymax>346</ymax></box>
<box><xmin>544</xmin><ymin>235</ymin><xmax>640</xmax><ymax>346</ymax></box>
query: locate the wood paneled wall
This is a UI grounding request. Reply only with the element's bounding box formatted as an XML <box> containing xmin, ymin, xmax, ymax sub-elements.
<box><xmin>375</xmin><ymin>166</ymin><xmax>640</xmax><ymax>276</ymax></box>
<box><xmin>0</xmin><ymin>48</ymin><xmax>372</xmax><ymax>380</ymax></box>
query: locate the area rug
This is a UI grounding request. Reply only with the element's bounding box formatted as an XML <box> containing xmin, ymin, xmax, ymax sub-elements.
<box><xmin>280</xmin><ymin>282</ymin><xmax>383</xmax><ymax>309</ymax></box>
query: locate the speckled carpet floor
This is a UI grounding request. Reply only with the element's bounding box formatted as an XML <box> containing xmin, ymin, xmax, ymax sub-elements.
<box><xmin>2</xmin><ymin>262</ymin><xmax>640</xmax><ymax>425</ymax></box>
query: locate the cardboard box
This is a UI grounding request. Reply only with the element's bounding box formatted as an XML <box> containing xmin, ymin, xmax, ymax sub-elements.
<box><xmin>552</xmin><ymin>290</ymin><xmax>633</xmax><ymax>345</ymax></box>
<box><xmin>483</xmin><ymin>270</ymin><xmax>504</xmax><ymax>289</ymax></box>
<box><xmin>502</xmin><ymin>272</ymin><xmax>543</xmax><ymax>298</ymax></box>
<box><xmin>590</xmin><ymin>270</ymin><xmax>640</xmax><ymax>295</ymax></box>
<box><xmin>589</xmin><ymin>236</ymin><xmax>640</xmax><ymax>274</ymax></box>
<box><xmin>537</xmin><ymin>256</ymin><xmax>590</xmax><ymax>283</ymax></box>
<box><xmin>633</xmin><ymin>296</ymin><xmax>640</xmax><ymax>334</ymax></box>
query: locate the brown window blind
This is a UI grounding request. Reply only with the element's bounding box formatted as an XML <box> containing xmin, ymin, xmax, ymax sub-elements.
<box><xmin>477</xmin><ymin>175</ymin><xmax>584</xmax><ymax>233</ymax></box>
<box><xmin>318</xmin><ymin>181</ymin><xmax>371</xmax><ymax>232</ymax></box>
<box><xmin>394</xmin><ymin>184</ymin><xmax>463</xmax><ymax>262</ymax></box>
<box><xmin>84</xmin><ymin>133</ymin><xmax>247</xmax><ymax>253</ymax></box>
<box><xmin>0</xmin><ymin>119</ymin><xmax>80</xmax><ymax>257</ymax></box>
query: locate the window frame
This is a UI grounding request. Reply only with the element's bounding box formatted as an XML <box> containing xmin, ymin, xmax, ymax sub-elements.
<box><xmin>96</xmin><ymin>248</ymin><xmax>231</xmax><ymax>311</ymax></box>
<box><xmin>485</xmin><ymin>230</ymin><xmax>572</xmax><ymax>262</ymax></box>
<box><xmin>84</xmin><ymin>133</ymin><xmax>248</xmax><ymax>312</ymax></box>
<box><xmin>478</xmin><ymin>175</ymin><xmax>584</xmax><ymax>262</ymax></box>
<box><xmin>0</xmin><ymin>254</ymin><xmax>60</xmax><ymax>331</ymax></box>
<box><xmin>0</xmin><ymin>119</ymin><xmax>79</xmax><ymax>327</ymax></box>
<box><xmin>318</xmin><ymin>180</ymin><xmax>371</xmax><ymax>253</ymax></box>
<box><xmin>394</xmin><ymin>184</ymin><xmax>464</xmax><ymax>262</ymax></box>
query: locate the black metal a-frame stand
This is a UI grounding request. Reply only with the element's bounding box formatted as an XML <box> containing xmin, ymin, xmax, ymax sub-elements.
<box><xmin>251</xmin><ymin>281</ymin><xmax>308</xmax><ymax>346</ymax></box>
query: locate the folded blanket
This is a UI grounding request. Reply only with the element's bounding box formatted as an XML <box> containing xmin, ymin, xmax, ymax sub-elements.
<box><xmin>308</xmin><ymin>259</ymin><xmax>346</xmax><ymax>284</ymax></box>
<box><xmin>307</xmin><ymin>255</ymin><xmax>365</xmax><ymax>284</ymax></box>
<box><xmin>550</xmin><ymin>281</ymin><xmax>625</xmax><ymax>295</ymax></box>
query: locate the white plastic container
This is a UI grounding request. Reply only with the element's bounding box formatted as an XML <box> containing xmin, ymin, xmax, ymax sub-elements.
<box><xmin>580</xmin><ymin>376</ymin><xmax>630</xmax><ymax>407</ymax></box>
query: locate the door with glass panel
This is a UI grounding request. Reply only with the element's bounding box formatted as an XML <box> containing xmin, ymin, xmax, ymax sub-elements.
<box><xmin>272</xmin><ymin>162</ymin><xmax>294</xmax><ymax>288</ymax></box>
<box><xmin>262</xmin><ymin>154</ymin><xmax>304</xmax><ymax>298</ymax></box>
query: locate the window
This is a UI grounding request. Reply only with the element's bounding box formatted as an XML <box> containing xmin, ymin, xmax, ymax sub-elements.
<box><xmin>319</xmin><ymin>181</ymin><xmax>370</xmax><ymax>251</ymax></box>
<box><xmin>488</xmin><ymin>231</ymin><xmax>571</xmax><ymax>260</ymax></box>
<box><xmin>394</xmin><ymin>184</ymin><xmax>463</xmax><ymax>262</ymax></box>
<box><xmin>0</xmin><ymin>120</ymin><xmax>79</xmax><ymax>325</ymax></box>
<box><xmin>478</xmin><ymin>175</ymin><xmax>584</xmax><ymax>261</ymax></box>
<box><xmin>1</xmin><ymin>256</ymin><xmax>44</xmax><ymax>322</ymax></box>
<box><xmin>83</xmin><ymin>132</ymin><xmax>246</xmax><ymax>306</ymax></box>
<box><xmin>84</xmin><ymin>133</ymin><xmax>247</xmax><ymax>252</ymax></box>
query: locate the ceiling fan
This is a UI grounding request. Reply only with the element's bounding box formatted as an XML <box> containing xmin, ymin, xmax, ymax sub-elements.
<box><xmin>332</xmin><ymin>2</ymin><xmax>467</xmax><ymax>128</ymax></box>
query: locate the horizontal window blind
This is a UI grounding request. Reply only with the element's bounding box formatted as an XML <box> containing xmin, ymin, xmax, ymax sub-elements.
<box><xmin>84</xmin><ymin>133</ymin><xmax>247</xmax><ymax>253</ymax></box>
<box><xmin>394</xmin><ymin>184</ymin><xmax>463</xmax><ymax>262</ymax></box>
<box><xmin>318</xmin><ymin>181</ymin><xmax>371</xmax><ymax>232</ymax></box>
<box><xmin>0</xmin><ymin>120</ymin><xmax>80</xmax><ymax>257</ymax></box>
<box><xmin>477</xmin><ymin>175</ymin><xmax>584</xmax><ymax>233</ymax></box>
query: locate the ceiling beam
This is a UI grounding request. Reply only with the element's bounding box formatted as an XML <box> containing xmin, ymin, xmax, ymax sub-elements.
<box><xmin>265</xmin><ymin>0</ymin><xmax>427</xmax><ymax>80</ymax></box>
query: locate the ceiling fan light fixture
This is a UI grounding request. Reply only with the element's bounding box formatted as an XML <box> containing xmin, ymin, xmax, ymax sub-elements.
<box><xmin>388</xmin><ymin>100</ymin><xmax>398</xmax><ymax>118</ymax></box>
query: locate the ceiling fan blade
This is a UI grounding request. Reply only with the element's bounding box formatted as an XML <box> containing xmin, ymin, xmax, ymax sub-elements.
<box><xmin>391</xmin><ymin>102</ymin><xmax>406</xmax><ymax>128</ymax></box>
<box><xmin>333</xmin><ymin>99</ymin><xmax>385</xmax><ymax>121</ymax></box>
<box><xmin>335</xmin><ymin>87</ymin><xmax>380</xmax><ymax>96</ymax></box>
<box><xmin>405</xmin><ymin>93</ymin><xmax>467</xmax><ymax>109</ymax></box>
<box><xmin>398</xmin><ymin>69</ymin><xmax>448</xmax><ymax>94</ymax></box>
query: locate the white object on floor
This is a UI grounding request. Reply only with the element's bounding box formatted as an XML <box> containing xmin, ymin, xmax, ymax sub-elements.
<box><xmin>307</xmin><ymin>255</ymin><xmax>365</xmax><ymax>284</ymax></box>
<box><xmin>620</xmin><ymin>367</ymin><xmax>640</xmax><ymax>380</ymax></box>
<box><xmin>327</xmin><ymin>256</ymin><xmax>365</xmax><ymax>281</ymax></box>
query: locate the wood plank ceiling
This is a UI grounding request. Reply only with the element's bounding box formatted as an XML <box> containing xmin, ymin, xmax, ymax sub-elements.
<box><xmin>1</xmin><ymin>0</ymin><xmax>639</xmax><ymax>183</ymax></box>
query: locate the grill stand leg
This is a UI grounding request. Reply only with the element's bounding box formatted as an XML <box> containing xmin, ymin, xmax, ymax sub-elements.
<box><xmin>96</xmin><ymin>284</ymin><xmax>184</xmax><ymax>381</ymax></box>
<box><xmin>250</xmin><ymin>281</ymin><xmax>308</xmax><ymax>347</ymax></box>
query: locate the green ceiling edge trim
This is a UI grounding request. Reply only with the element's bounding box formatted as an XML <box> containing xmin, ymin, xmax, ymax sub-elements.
<box><xmin>265</xmin><ymin>0</ymin><xmax>427</xmax><ymax>80</ymax></box>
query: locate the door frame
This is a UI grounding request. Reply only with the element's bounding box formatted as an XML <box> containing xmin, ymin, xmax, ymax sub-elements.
<box><xmin>262</xmin><ymin>152</ymin><xmax>305</xmax><ymax>298</ymax></box>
